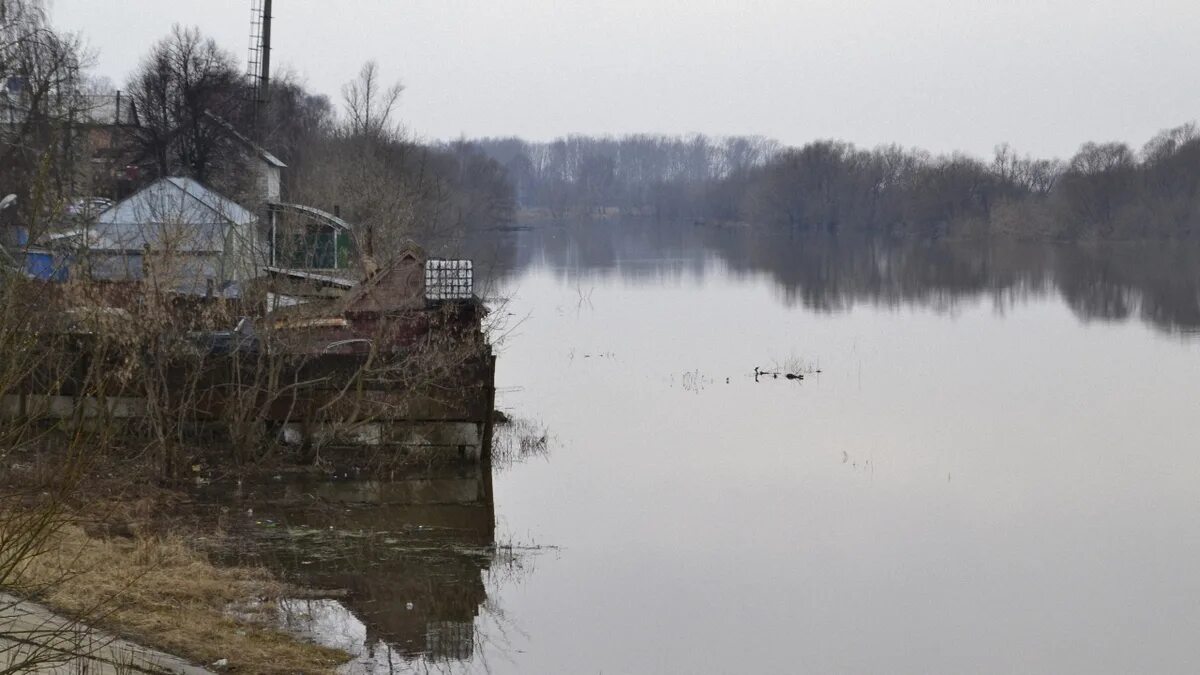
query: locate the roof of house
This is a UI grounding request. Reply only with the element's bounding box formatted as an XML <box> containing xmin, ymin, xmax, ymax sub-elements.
<box><xmin>203</xmin><ymin>110</ymin><xmax>287</xmax><ymax>168</ymax></box>
<box><xmin>91</xmin><ymin>177</ymin><xmax>256</xmax><ymax>252</ymax></box>
<box><xmin>339</xmin><ymin>242</ymin><xmax>426</xmax><ymax>315</ymax></box>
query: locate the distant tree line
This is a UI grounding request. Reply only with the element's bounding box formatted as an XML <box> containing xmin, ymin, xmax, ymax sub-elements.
<box><xmin>475</xmin><ymin>126</ymin><xmax>1200</xmax><ymax>240</ymax></box>
<box><xmin>475</xmin><ymin>134</ymin><xmax>780</xmax><ymax>220</ymax></box>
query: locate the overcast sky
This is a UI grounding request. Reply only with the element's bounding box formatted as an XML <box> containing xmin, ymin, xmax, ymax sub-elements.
<box><xmin>51</xmin><ymin>0</ymin><xmax>1200</xmax><ymax>158</ymax></box>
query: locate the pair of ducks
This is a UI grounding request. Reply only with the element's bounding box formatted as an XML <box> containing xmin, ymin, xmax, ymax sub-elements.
<box><xmin>754</xmin><ymin>366</ymin><xmax>809</xmax><ymax>380</ymax></box>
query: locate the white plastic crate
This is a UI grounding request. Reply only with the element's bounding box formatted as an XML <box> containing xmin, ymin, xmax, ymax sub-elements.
<box><xmin>424</xmin><ymin>259</ymin><xmax>473</xmax><ymax>300</ymax></box>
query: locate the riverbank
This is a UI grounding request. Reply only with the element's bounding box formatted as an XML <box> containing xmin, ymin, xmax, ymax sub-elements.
<box><xmin>7</xmin><ymin>506</ymin><xmax>350</xmax><ymax>673</ymax></box>
<box><xmin>0</xmin><ymin>592</ymin><xmax>215</xmax><ymax>674</ymax></box>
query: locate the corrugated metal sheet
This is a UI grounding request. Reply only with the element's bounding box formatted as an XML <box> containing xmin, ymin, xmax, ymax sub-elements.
<box><xmin>93</xmin><ymin>177</ymin><xmax>256</xmax><ymax>253</ymax></box>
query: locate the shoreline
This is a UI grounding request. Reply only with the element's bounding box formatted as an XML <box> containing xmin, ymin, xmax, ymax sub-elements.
<box><xmin>5</xmin><ymin>498</ymin><xmax>351</xmax><ymax>674</ymax></box>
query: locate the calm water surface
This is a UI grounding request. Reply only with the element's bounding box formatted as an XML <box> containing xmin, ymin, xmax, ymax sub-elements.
<box><xmin>215</xmin><ymin>223</ymin><xmax>1200</xmax><ymax>674</ymax></box>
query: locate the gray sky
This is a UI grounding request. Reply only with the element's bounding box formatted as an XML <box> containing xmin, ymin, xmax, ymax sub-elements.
<box><xmin>53</xmin><ymin>0</ymin><xmax>1200</xmax><ymax>159</ymax></box>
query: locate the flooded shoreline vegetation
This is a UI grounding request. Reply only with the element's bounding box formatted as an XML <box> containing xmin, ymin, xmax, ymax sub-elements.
<box><xmin>0</xmin><ymin>234</ymin><xmax>498</xmax><ymax>664</ymax></box>
<box><xmin>0</xmin><ymin>260</ymin><xmax>496</xmax><ymax>477</ymax></box>
<box><xmin>0</xmin><ymin>370</ymin><xmax>353</xmax><ymax>672</ymax></box>
<box><xmin>10</xmin><ymin>519</ymin><xmax>350</xmax><ymax>673</ymax></box>
<box><xmin>473</xmin><ymin>126</ymin><xmax>1200</xmax><ymax>240</ymax></box>
<box><xmin>490</xmin><ymin>415</ymin><xmax>551</xmax><ymax>469</ymax></box>
<box><xmin>0</xmin><ymin>432</ymin><xmax>352</xmax><ymax>671</ymax></box>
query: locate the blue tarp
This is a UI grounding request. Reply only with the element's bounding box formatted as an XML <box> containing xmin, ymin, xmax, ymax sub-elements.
<box><xmin>26</xmin><ymin>250</ymin><xmax>68</xmax><ymax>281</ymax></box>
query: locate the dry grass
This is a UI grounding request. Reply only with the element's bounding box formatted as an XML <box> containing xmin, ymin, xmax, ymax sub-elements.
<box><xmin>12</xmin><ymin>520</ymin><xmax>350</xmax><ymax>674</ymax></box>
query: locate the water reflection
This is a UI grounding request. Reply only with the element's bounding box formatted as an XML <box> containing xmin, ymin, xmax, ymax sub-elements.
<box><xmin>195</xmin><ymin>468</ymin><xmax>501</xmax><ymax>671</ymax></box>
<box><xmin>190</xmin><ymin>414</ymin><xmax>557</xmax><ymax>671</ymax></box>
<box><xmin>469</xmin><ymin>219</ymin><xmax>1200</xmax><ymax>334</ymax></box>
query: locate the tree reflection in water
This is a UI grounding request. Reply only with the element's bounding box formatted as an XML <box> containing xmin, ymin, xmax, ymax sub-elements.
<box><xmin>471</xmin><ymin>219</ymin><xmax>1200</xmax><ymax>335</ymax></box>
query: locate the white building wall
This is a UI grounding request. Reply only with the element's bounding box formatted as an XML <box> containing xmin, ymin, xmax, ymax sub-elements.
<box><xmin>261</xmin><ymin>164</ymin><xmax>281</xmax><ymax>203</ymax></box>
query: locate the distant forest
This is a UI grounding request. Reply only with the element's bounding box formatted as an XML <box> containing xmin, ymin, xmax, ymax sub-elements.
<box><xmin>473</xmin><ymin>126</ymin><xmax>1200</xmax><ymax>240</ymax></box>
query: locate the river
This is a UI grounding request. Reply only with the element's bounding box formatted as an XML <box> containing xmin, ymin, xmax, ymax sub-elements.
<box><xmin>205</xmin><ymin>221</ymin><xmax>1200</xmax><ymax>674</ymax></box>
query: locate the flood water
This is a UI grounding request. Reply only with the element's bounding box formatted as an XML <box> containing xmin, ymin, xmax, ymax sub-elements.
<box><xmin>209</xmin><ymin>222</ymin><xmax>1200</xmax><ymax>674</ymax></box>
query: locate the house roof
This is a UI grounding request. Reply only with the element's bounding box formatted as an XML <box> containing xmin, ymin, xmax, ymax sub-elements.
<box><xmin>91</xmin><ymin>177</ymin><xmax>256</xmax><ymax>252</ymax></box>
<box><xmin>98</xmin><ymin>177</ymin><xmax>257</xmax><ymax>227</ymax></box>
<box><xmin>339</xmin><ymin>242</ymin><xmax>427</xmax><ymax>315</ymax></box>
<box><xmin>203</xmin><ymin>110</ymin><xmax>287</xmax><ymax>168</ymax></box>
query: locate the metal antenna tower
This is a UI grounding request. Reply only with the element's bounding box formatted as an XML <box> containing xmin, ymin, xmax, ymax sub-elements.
<box><xmin>246</xmin><ymin>0</ymin><xmax>273</xmax><ymax>134</ymax></box>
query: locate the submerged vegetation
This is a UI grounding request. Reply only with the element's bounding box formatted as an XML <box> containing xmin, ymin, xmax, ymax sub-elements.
<box><xmin>490</xmin><ymin>415</ymin><xmax>551</xmax><ymax>469</ymax></box>
<box><xmin>0</xmin><ymin>437</ymin><xmax>355</xmax><ymax>671</ymax></box>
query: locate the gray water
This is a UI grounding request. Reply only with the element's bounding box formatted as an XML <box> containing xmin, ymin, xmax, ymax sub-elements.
<box><xmin>216</xmin><ymin>223</ymin><xmax>1200</xmax><ymax>674</ymax></box>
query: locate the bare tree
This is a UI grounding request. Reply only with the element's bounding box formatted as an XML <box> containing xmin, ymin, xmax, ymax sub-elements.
<box><xmin>0</xmin><ymin>0</ymin><xmax>93</xmax><ymax>227</ymax></box>
<box><xmin>125</xmin><ymin>25</ymin><xmax>246</xmax><ymax>187</ymax></box>
<box><xmin>341</xmin><ymin>60</ymin><xmax>403</xmax><ymax>142</ymax></box>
